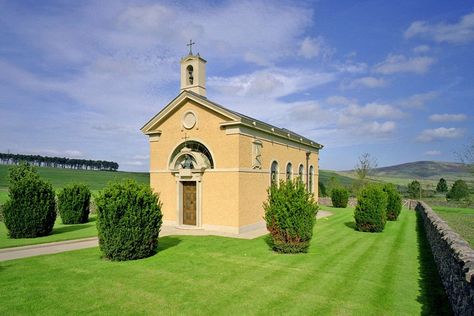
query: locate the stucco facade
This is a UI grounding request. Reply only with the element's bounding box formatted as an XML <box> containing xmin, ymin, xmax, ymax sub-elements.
<box><xmin>141</xmin><ymin>53</ymin><xmax>322</xmax><ymax>234</ymax></box>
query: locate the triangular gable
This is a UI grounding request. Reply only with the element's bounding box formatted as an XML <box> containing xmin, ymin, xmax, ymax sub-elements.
<box><xmin>141</xmin><ymin>91</ymin><xmax>240</xmax><ymax>134</ymax></box>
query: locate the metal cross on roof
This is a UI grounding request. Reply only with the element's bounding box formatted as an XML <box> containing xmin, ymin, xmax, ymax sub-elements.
<box><xmin>187</xmin><ymin>39</ymin><xmax>195</xmax><ymax>55</ymax></box>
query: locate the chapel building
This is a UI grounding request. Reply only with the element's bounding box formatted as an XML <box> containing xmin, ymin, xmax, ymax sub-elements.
<box><xmin>141</xmin><ymin>49</ymin><xmax>322</xmax><ymax>234</ymax></box>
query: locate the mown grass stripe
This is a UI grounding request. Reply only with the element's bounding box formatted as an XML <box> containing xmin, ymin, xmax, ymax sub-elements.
<box><xmin>0</xmin><ymin>207</ymin><xmax>451</xmax><ymax>315</ymax></box>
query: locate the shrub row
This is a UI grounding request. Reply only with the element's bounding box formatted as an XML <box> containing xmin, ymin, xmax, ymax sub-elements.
<box><xmin>3</xmin><ymin>164</ymin><xmax>93</xmax><ymax>238</ymax></box>
<box><xmin>3</xmin><ymin>164</ymin><xmax>164</xmax><ymax>262</ymax></box>
<box><xmin>354</xmin><ymin>183</ymin><xmax>402</xmax><ymax>232</ymax></box>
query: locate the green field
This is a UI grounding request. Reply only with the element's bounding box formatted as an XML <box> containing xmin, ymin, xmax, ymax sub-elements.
<box><xmin>0</xmin><ymin>207</ymin><xmax>451</xmax><ymax>315</ymax></box>
<box><xmin>0</xmin><ymin>216</ymin><xmax>98</xmax><ymax>249</ymax></box>
<box><xmin>319</xmin><ymin>169</ymin><xmax>357</xmax><ymax>187</ymax></box>
<box><xmin>338</xmin><ymin>161</ymin><xmax>474</xmax><ymax>190</ymax></box>
<box><xmin>0</xmin><ymin>164</ymin><xmax>149</xmax><ymax>204</ymax></box>
<box><xmin>432</xmin><ymin>206</ymin><xmax>474</xmax><ymax>247</ymax></box>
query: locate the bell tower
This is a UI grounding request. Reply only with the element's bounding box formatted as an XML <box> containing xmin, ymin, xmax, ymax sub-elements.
<box><xmin>180</xmin><ymin>40</ymin><xmax>207</xmax><ymax>97</ymax></box>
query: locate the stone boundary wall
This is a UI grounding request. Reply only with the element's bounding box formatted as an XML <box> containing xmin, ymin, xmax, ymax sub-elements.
<box><xmin>416</xmin><ymin>201</ymin><xmax>474</xmax><ymax>316</ymax></box>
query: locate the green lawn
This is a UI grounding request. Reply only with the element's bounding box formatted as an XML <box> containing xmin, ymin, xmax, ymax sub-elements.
<box><xmin>0</xmin><ymin>215</ymin><xmax>97</xmax><ymax>249</ymax></box>
<box><xmin>0</xmin><ymin>207</ymin><xmax>451</xmax><ymax>315</ymax></box>
<box><xmin>432</xmin><ymin>206</ymin><xmax>474</xmax><ymax>247</ymax></box>
<box><xmin>0</xmin><ymin>164</ymin><xmax>149</xmax><ymax>192</ymax></box>
<box><xmin>0</xmin><ymin>164</ymin><xmax>149</xmax><ymax>222</ymax></box>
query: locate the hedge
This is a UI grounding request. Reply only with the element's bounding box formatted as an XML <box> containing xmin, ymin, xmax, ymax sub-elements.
<box><xmin>331</xmin><ymin>187</ymin><xmax>349</xmax><ymax>208</ymax></box>
<box><xmin>96</xmin><ymin>179</ymin><xmax>163</xmax><ymax>261</ymax></box>
<box><xmin>264</xmin><ymin>180</ymin><xmax>318</xmax><ymax>253</ymax></box>
<box><xmin>3</xmin><ymin>163</ymin><xmax>56</xmax><ymax>238</ymax></box>
<box><xmin>354</xmin><ymin>184</ymin><xmax>388</xmax><ymax>232</ymax></box>
<box><xmin>57</xmin><ymin>184</ymin><xmax>91</xmax><ymax>224</ymax></box>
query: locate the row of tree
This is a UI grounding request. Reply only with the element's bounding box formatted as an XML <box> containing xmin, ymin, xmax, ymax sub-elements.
<box><xmin>0</xmin><ymin>152</ymin><xmax>119</xmax><ymax>171</ymax></box>
<box><xmin>408</xmin><ymin>178</ymin><xmax>470</xmax><ymax>200</ymax></box>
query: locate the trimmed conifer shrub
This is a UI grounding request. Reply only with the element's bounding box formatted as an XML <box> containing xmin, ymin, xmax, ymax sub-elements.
<box><xmin>331</xmin><ymin>187</ymin><xmax>349</xmax><ymax>208</ymax></box>
<box><xmin>318</xmin><ymin>181</ymin><xmax>327</xmax><ymax>197</ymax></box>
<box><xmin>3</xmin><ymin>163</ymin><xmax>56</xmax><ymax>238</ymax></box>
<box><xmin>446</xmin><ymin>179</ymin><xmax>470</xmax><ymax>201</ymax></box>
<box><xmin>354</xmin><ymin>184</ymin><xmax>388</xmax><ymax>232</ymax></box>
<box><xmin>436</xmin><ymin>178</ymin><xmax>448</xmax><ymax>193</ymax></box>
<box><xmin>95</xmin><ymin>179</ymin><xmax>163</xmax><ymax>261</ymax></box>
<box><xmin>57</xmin><ymin>184</ymin><xmax>91</xmax><ymax>224</ymax></box>
<box><xmin>383</xmin><ymin>183</ymin><xmax>402</xmax><ymax>221</ymax></box>
<box><xmin>264</xmin><ymin>180</ymin><xmax>319</xmax><ymax>253</ymax></box>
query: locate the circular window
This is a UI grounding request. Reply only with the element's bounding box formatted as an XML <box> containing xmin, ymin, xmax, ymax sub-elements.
<box><xmin>182</xmin><ymin>111</ymin><xmax>197</xmax><ymax>129</ymax></box>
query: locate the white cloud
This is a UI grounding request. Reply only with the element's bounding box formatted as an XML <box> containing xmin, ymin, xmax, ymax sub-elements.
<box><xmin>361</xmin><ymin>121</ymin><xmax>396</xmax><ymax>134</ymax></box>
<box><xmin>288</xmin><ymin>102</ymin><xmax>329</xmax><ymax>122</ymax></box>
<box><xmin>132</xmin><ymin>154</ymin><xmax>150</xmax><ymax>160</ymax></box>
<box><xmin>345</xmin><ymin>76</ymin><xmax>387</xmax><ymax>89</ymax></box>
<box><xmin>346</xmin><ymin>102</ymin><xmax>404</xmax><ymax>119</ymax></box>
<box><xmin>123</xmin><ymin>161</ymin><xmax>145</xmax><ymax>166</ymax></box>
<box><xmin>398</xmin><ymin>91</ymin><xmax>438</xmax><ymax>108</ymax></box>
<box><xmin>413</xmin><ymin>45</ymin><xmax>430</xmax><ymax>53</ymax></box>
<box><xmin>425</xmin><ymin>150</ymin><xmax>441</xmax><ymax>156</ymax></box>
<box><xmin>374</xmin><ymin>54</ymin><xmax>435</xmax><ymax>74</ymax></box>
<box><xmin>326</xmin><ymin>96</ymin><xmax>357</xmax><ymax>106</ymax></box>
<box><xmin>416</xmin><ymin>127</ymin><xmax>464</xmax><ymax>142</ymax></box>
<box><xmin>405</xmin><ymin>12</ymin><xmax>474</xmax><ymax>44</ymax></box>
<box><xmin>0</xmin><ymin>1</ymin><xmax>320</xmax><ymax>171</ymax></box>
<box><xmin>429</xmin><ymin>113</ymin><xmax>467</xmax><ymax>122</ymax></box>
<box><xmin>208</xmin><ymin>68</ymin><xmax>335</xmax><ymax>99</ymax></box>
<box><xmin>335</xmin><ymin>61</ymin><xmax>368</xmax><ymax>74</ymax></box>
<box><xmin>335</xmin><ymin>101</ymin><xmax>401</xmax><ymax>137</ymax></box>
<box><xmin>298</xmin><ymin>36</ymin><xmax>333</xmax><ymax>59</ymax></box>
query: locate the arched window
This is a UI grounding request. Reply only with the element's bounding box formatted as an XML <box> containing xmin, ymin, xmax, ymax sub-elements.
<box><xmin>170</xmin><ymin>141</ymin><xmax>214</xmax><ymax>169</ymax></box>
<box><xmin>286</xmin><ymin>162</ymin><xmax>292</xmax><ymax>181</ymax></box>
<box><xmin>187</xmin><ymin>65</ymin><xmax>194</xmax><ymax>85</ymax></box>
<box><xmin>309</xmin><ymin>165</ymin><xmax>314</xmax><ymax>193</ymax></box>
<box><xmin>298</xmin><ymin>164</ymin><xmax>304</xmax><ymax>181</ymax></box>
<box><xmin>271</xmin><ymin>161</ymin><xmax>279</xmax><ymax>185</ymax></box>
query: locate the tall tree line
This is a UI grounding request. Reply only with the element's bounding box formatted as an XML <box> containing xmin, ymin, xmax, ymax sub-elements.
<box><xmin>0</xmin><ymin>153</ymin><xmax>119</xmax><ymax>171</ymax></box>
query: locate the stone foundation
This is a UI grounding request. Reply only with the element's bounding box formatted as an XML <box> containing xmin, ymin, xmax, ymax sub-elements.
<box><xmin>416</xmin><ymin>201</ymin><xmax>474</xmax><ymax>316</ymax></box>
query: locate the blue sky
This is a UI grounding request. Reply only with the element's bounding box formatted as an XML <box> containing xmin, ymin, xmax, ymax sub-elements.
<box><xmin>0</xmin><ymin>0</ymin><xmax>473</xmax><ymax>171</ymax></box>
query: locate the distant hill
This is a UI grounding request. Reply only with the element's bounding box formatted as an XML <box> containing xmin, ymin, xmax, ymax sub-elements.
<box><xmin>319</xmin><ymin>170</ymin><xmax>357</xmax><ymax>187</ymax></box>
<box><xmin>339</xmin><ymin>161</ymin><xmax>473</xmax><ymax>186</ymax></box>
<box><xmin>372</xmin><ymin>161</ymin><xmax>471</xmax><ymax>179</ymax></box>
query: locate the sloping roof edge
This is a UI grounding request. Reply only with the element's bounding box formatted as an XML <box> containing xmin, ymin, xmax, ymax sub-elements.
<box><xmin>141</xmin><ymin>90</ymin><xmax>323</xmax><ymax>150</ymax></box>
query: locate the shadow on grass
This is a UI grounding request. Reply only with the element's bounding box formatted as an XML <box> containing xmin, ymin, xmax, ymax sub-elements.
<box><xmin>52</xmin><ymin>223</ymin><xmax>91</xmax><ymax>235</ymax></box>
<box><xmin>415</xmin><ymin>211</ymin><xmax>453</xmax><ymax>316</ymax></box>
<box><xmin>157</xmin><ymin>236</ymin><xmax>181</xmax><ymax>253</ymax></box>
<box><xmin>263</xmin><ymin>235</ymin><xmax>274</xmax><ymax>252</ymax></box>
<box><xmin>344</xmin><ymin>221</ymin><xmax>356</xmax><ymax>230</ymax></box>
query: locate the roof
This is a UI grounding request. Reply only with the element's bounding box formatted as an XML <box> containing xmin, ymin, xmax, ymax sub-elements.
<box><xmin>141</xmin><ymin>90</ymin><xmax>323</xmax><ymax>150</ymax></box>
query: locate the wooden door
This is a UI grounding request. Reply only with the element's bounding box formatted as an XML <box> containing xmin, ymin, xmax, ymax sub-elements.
<box><xmin>182</xmin><ymin>182</ymin><xmax>196</xmax><ymax>225</ymax></box>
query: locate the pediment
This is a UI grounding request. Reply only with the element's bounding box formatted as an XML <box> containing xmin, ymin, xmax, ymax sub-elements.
<box><xmin>141</xmin><ymin>91</ymin><xmax>240</xmax><ymax>134</ymax></box>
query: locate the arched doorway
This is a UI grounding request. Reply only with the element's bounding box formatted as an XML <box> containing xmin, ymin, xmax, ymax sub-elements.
<box><xmin>169</xmin><ymin>141</ymin><xmax>214</xmax><ymax>227</ymax></box>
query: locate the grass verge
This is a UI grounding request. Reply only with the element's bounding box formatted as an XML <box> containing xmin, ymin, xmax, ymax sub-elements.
<box><xmin>432</xmin><ymin>206</ymin><xmax>474</xmax><ymax>247</ymax></box>
<box><xmin>0</xmin><ymin>216</ymin><xmax>97</xmax><ymax>249</ymax></box>
<box><xmin>0</xmin><ymin>207</ymin><xmax>451</xmax><ymax>315</ymax></box>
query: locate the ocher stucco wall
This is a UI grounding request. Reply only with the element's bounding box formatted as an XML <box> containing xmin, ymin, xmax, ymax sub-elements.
<box><xmin>237</xmin><ymin>134</ymin><xmax>319</xmax><ymax>228</ymax></box>
<box><xmin>148</xmin><ymin>99</ymin><xmax>320</xmax><ymax>232</ymax></box>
